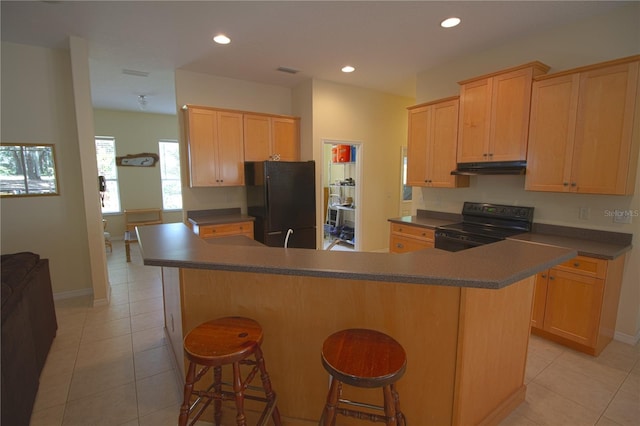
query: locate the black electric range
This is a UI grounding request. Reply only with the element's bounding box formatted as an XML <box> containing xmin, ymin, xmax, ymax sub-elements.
<box><xmin>435</xmin><ymin>202</ymin><xmax>534</xmax><ymax>252</ymax></box>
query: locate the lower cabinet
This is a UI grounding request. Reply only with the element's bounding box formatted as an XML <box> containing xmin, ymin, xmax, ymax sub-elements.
<box><xmin>192</xmin><ymin>221</ymin><xmax>254</xmax><ymax>240</ymax></box>
<box><xmin>531</xmin><ymin>254</ymin><xmax>626</xmax><ymax>356</ymax></box>
<box><xmin>389</xmin><ymin>223</ymin><xmax>434</xmax><ymax>253</ymax></box>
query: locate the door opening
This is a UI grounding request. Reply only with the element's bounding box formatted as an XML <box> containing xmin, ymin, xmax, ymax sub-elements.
<box><xmin>322</xmin><ymin>140</ymin><xmax>362</xmax><ymax>251</ymax></box>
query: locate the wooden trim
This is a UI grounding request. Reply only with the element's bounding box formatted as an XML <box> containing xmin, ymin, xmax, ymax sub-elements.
<box><xmin>534</xmin><ymin>55</ymin><xmax>640</xmax><ymax>81</ymax></box>
<box><xmin>457</xmin><ymin>61</ymin><xmax>550</xmax><ymax>85</ymax></box>
<box><xmin>182</xmin><ymin>103</ymin><xmax>299</xmax><ymax>121</ymax></box>
<box><xmin>407</xmin><ymin>96</ymin><xmax>460</xmax><ymax>110</ymax></box>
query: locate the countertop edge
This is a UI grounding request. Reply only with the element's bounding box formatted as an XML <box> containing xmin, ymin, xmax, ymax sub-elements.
<box><xmin>137</xmin><ymin>223</ymin><xmax>576</xmax><ymax>290</ymax></box>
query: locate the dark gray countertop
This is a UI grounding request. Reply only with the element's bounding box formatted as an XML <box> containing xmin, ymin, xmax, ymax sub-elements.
<box><xmin>137</xmin><ymin>223</ymin><xmax>575</xmax><ymax>290</ymax></box>
<box><xmin>388</xmin><ymin>210</ymin><xmax>632</xmax><ymax>260</ymax></box>
<box><xmin>186</xmin><ymin>208</ymin><xmax>255</xmax><ymax>227</ymax></box>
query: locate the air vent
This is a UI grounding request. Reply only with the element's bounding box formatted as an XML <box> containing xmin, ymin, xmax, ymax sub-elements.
<box><xmin>122</xmin><ymin>69</ymin><xmax>149</xmax><ymax>77</ymax></box>
<box><xmin>276</xmin><ymin>66</ymin><xmax>300</xmax><ymax>75</ymax></box>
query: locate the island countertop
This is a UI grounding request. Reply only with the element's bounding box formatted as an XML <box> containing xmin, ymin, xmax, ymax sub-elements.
<box><xmin>137</xmin><ymin>223</ymin><xmax>576</xmax><ymax>289</ymax></box>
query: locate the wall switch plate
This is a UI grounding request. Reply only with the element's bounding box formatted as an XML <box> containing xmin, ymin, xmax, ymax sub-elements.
<box><xmin>579</xmin><ymin>207</ymin><xmax>590</xmax><ymax>220</ymax></box>
<box><xmin>613</xmin><ymin>210</ymin><xmax>633</xmax><ymax>224</ymax></box>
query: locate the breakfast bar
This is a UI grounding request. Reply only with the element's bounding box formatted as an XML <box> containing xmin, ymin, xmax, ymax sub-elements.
<box><xmin>137</xmin><ymin>223</ymin><xmax>576</xmax><ymax>425</ymax></box>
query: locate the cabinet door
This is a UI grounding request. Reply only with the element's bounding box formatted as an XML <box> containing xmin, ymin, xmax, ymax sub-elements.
<box><xmin>526</xmin><ymin>74</ymin><xmax>580</xmax><ymax>192</ymax></box>
<box><xmin>406</xmin><ymin>105</ymin><xmax>430</xmax><ymax>186</ymax></box>
<box><xmin>489</xmin><ymin>68</ymin><xmax>535</xmax><ymax>161</ymax></box>
<box><xmin>429</xmin><ymin>99</ymin><xmax>465</xmax><ymax>187</ymax></box>
<box><xmin>186</xmin><ymin>108</ymin><xmax>218</xmax><ymax>187</ymax></box>
<box><xmin>458</xmin><ymin>78</ymin><xmax>492</xmax><ymax>162</ymax></box>
<box><xmin>216</xmin><ymin>111</ymin><xmax>245</xmax><ymax>186</ymax></box>
<box><xmin>243</xmin><ymin>114</ymin><xmax>271</xmax><ymax>162</ymax></box>
<box><xmin>572</xmin><ymin>61</ymin><xmax>639</xmax><ymax>194</ymax></box>
<box><xmin>530</xmin><ymin>271</ymin><xmax>549</xmax><ymax>329</ymax></box>
<box><xmin>272</xmin><ymin>117</ymin><xmax>299</xmax><ymax>161</ymax></box>
<box><xmin>543</xmin><ymin>270</ymin><xmax>604</xmax><ymax>348</ymax></box>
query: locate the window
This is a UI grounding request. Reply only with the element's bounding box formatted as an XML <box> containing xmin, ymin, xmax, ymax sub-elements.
<box><xmin>0</xmin><ymin>143</ymin><xmax>59</xmax><ymax>197</ymax></box>
<box><xmin>159</xmin><ymin>140</ymin><xmax>182</xmax><ymax>210</ymax></box>
<box><xmin>95</xmin><ymin>137</ymin><xmax>121</xmax><ymax>213</ymax></box>
<box><xmin>401</xmin><ymin>147</ymin><xmax>412</xmax><ymax>201</ymax></box>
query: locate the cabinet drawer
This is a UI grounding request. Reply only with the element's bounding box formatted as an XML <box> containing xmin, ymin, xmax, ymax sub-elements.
<box><xmin>390</xmin><ymin>235</ymin><xmax>434</xmax><ymax>253</ymax></box>
<box><xmin>390</xmin><ymin>223</ymin><xmax>434</xmax><ymax>242</ymax></box>
<box><xmin>554</xmin><ymin>255</ymin><xmax>607</xmax><ymax>279</ymax></box>
<box><xmin>198</xmin><ymin>222</ymin><xmax>254</xmax><ymax>239</ymax></box>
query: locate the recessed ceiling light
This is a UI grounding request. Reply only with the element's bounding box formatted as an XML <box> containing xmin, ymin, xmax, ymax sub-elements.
<box><xmin>213</xmin><ymin>34</ymin><xmax>231</xmax><ymax>45</ymax></box>
<box><xmin>440</xmin><ymin>17</ymin><xmax>461</xmax><ymax>28</ymax></box>
<box><xmin>342</xmin><ymin>65</ymin><xmax>355</xmax><ymax>73</ymax></box>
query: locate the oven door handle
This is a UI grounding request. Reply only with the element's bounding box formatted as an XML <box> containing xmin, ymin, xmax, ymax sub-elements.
<box><xmin>436</xmin><ymin>235</ymin><xmax>486</xmax><ymax>246</ymax></box>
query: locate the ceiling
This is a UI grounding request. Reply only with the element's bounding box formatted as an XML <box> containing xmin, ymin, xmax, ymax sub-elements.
<box><xmin>1</xmin><ymin>1</ymin><xmax>630</xmax><ymax>115</ymax></box>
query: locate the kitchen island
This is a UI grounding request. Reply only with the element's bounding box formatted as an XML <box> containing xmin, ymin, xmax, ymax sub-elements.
<box><xmin>137</xmin><ymin>223</ymin><xmax>576</xmax><ymax>425</ymax></box>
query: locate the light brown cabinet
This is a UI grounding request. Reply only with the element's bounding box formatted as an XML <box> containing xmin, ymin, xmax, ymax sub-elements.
<box><xmin>457</xmin><ymin>62</ymin><xmax>550</xmax><ymax>163</ymax></box>
<box><xmin>183</xmin><ymin>106</ymin><xmax>245</xmax><ymax>187</ymax></box>
<box><xmin>531</xmin><ymin>254</ymin><xmax>626</xmax><ymax>356</ymax></box>
<box><xmin>406</xmin><ymin>97</ymin><xmax>469</xmax><ymax>188</ymax></box>
<box><xmin>192</xmin><ymin>221</ymin><xmax>254</xmax><ymax>240</ymax></box>
<box><xmin>526</xmin><ymin>56</ymin><xmax>640</xmax><ymax>195</ymax></box>
<box><xmin>389</xmin><ymin>223</ymin><xmax>434</xmax><ymax>253</ymax></box>
<box><xmin>244</xmin><ymin>114</ymin><xmax>300</xmax><ymax>162</ymax></box>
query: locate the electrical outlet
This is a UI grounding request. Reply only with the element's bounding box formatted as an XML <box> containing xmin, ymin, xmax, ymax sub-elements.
<box><xmin>579</xmin><ymin>207</ymin><xmax>590</xmax><ymax>220</ymax></box>
<box><xmin>613</xmin><ymin>210</ymin><xmax>633</xmax><ymax>224</ymax></box>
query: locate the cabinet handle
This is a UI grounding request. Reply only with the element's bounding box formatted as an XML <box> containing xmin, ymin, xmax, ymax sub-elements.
<box><xmin>573</xmin><ymin>262</ymin><xmax>580</xmax><ymax>267</ymax></box>
<box><xmin>489</xmin><ymin>153</ymin><xmax>494</xmax><ymax>157</ymax></box>
<box><xmin>571</xmin><ymin>182</ymin><xmax>577</xmax><ymax>187</ymax></box>
<box><xmin>541</xmin><ymin>274</ymin><xmax>547</xmax><ymax>279</ymax></box>
<box><xmin>549</xmin><ymin>276</ymin><xmax>555</xmax><ymax>281</ymax></box>
<box><xmin>483</xmin><ymin>153</ymin><xmax>488</xmax><ymax>157</ymax></box>
<box><xmin>563</xmin><ymin>182</ymin><xmax>569</xmax><ymax>186</ymax></box>
<box><xmin>397</xmin><ymin>243</ymin><xmax>404</xmax><ymax>249</ymax></box>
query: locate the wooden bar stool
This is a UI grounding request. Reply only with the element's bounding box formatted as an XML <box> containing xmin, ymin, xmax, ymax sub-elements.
<box><xmin>178</xmin><ymin>316</ymin><xmax>281</xmax><ymax>426</ymax></box>
<box><xmin>320</xmin><ymin>328</ymin><xmax>407</xmax><ymax>426</ymax></box>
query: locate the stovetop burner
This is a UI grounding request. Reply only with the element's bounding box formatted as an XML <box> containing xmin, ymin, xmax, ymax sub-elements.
<box><xmin>435</xmin><ymin>202</ymin><xmax>534</xmax><ymax>252</ymax></box>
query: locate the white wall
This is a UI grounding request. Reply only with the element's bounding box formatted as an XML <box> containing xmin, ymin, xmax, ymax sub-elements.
<box><xmin>93</xmin><ymin>109</ymin><xmax>182</xmax><ymax>237</ymax></box>
<box><xmin>414</xmin><ymin>3</ymin><xmax>640</xmax><ymax>342</ymax></box>
<box><xmin>308</xmin><ymin>79</ymin><xmax>414</xmax><ymax>251</ymax></box>
<box><xmin>1</xmin><ymin>42</ymin><xmax>93</xmax><ymax>295</ymax></box>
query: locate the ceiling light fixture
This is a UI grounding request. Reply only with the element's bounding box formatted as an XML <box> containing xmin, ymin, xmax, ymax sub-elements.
<box><xmin>441</xmin><ymin>17</ymin><xmax>461</xmax><ymax>28</ymax></box>
<box><xmin>138</xmin><ymin>95</ymin><xmax>148</xmax><ymax>110</ymax></box>
<box><xmin>341</xmin><ymin>65</ymin><xmax>355</xmax><ymax>73</ymax></box>
<box><xmin>213</xmin><ymin>34</ymin><xmax>231</xmax><ymax>45</ymax></box>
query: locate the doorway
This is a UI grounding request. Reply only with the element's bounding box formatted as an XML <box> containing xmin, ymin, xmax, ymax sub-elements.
<box><xmin>322</xmin><ymin>140</ymin><xmax>362</xmax><ymax>251</ymax></box>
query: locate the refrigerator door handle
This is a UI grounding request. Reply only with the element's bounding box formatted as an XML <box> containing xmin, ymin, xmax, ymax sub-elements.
<box><xmin>266</xmin><ymin>231</ymin><xmax>282</xmax><ymax>236</ymax></box>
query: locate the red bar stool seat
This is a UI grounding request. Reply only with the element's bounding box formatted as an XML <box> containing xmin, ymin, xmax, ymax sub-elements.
<box><xmin>178</xmin><ymin>316</ymin><xmax>281</xmax><ymax>426</ymax></box>
<box><xmin>320</xmin><ymin>328</ymin><xmax>407</xmax><ymax>426</ymax></box>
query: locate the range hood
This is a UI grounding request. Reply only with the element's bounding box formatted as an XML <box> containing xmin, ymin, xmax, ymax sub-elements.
<box><xmin>451</xmin><ymin>161</ymin><xmax>527</xmax><ymax>176</ymax></box>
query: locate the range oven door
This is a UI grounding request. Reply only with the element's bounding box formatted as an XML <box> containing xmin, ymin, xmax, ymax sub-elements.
<box><xmin>434</xmin><ymin>230</ymin><xmax>500</xmax><ymax>252</ymax></box>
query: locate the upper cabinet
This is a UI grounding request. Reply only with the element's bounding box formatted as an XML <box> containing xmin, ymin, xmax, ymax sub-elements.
<box><xmin>526</xmin><ymin>56</ymin><xmax>640</xmax><ymax>195</ymax></box>
<box><xmin>457</xmin><ymin>62</ymin><xmax>550</xmax><ymax>163</ymax></box>
<box><xmin>183</xmin><ymin>105</ymin><xmax>245</xmax><ymax>187</ymax></box>
<box><xmin>244</xmin><ymin>114</ymin><xmax>300</xmax><ymax>162</ymax></box>
<box><xmin>407</xmin><ymin>97</ymin><xmax>469</xmax><ymax>188</ymax></box>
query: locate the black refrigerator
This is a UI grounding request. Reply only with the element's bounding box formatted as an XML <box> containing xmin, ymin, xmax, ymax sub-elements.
<box><xmin>245</xmin><ymin>161</ymin><xmax>316</xmax><ymax>249</ymax></box>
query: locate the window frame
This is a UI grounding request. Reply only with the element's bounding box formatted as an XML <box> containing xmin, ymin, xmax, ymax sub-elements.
<box><xmin>158</xmin><ymin>139</ymin><xmax>182</xmax><ymax>211</ymax></box>
<box><xmin>0</xmin><ymin>143</ymin><xmax>60</xmax><ymax>197</ymax></box>
<box><xmin>95</xmin><ymin>136</ymin><xmax>121</xmax><ymax>214</ymax></box>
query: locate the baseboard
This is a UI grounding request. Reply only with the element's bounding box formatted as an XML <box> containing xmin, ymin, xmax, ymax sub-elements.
<box><xmin>53</xmin><ymin>287</ymin><xmax>93</xmax><ymax>300</ymax></box>
<box><xmin>614</xmin><ymin>330</ymin><xmax>640</xmax><ymax>346</ymax></box>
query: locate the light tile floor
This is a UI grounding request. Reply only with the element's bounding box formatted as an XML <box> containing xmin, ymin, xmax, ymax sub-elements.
<box><xmin>28</xmin><ymin>241</ymin><xmax>638</xmax><ymax>425</ymax></box>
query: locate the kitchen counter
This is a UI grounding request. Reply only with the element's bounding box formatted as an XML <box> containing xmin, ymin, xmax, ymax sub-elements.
<box><xmin>137</xmin><ymin>222</ymin><xmax>575</xmax><ymax>290</ymax></box>
<box><xmin>139</xmin><ymin>222</ymin><xmax>575</xmax><ymax>424</ymax></box>
<box><xmin>186</xmin><ymin>208</ymin><xmax>255</xmax><ymax>227</ymax></box>
<box><xmin>389</xmin><ymin>210</ymin><xmax>632</xmax><ymax>260</ymax></box>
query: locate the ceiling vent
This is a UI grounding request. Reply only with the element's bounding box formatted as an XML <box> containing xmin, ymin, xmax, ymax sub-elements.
<box><xmin>122</xmin><ymin>69</ymin><xmax>149</xmax><ymax>77</ymax></box>
<box><xmin>276</xmin><ymin>66</ymin><xmax>300</xmax><ymax>75</ymax></box>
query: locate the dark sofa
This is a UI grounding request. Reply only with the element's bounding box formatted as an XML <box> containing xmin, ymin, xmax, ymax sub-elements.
<box><xmin>1</xmin><ymin>252</ymin><xmax>57</xmax><ymax>426</ymax></box>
